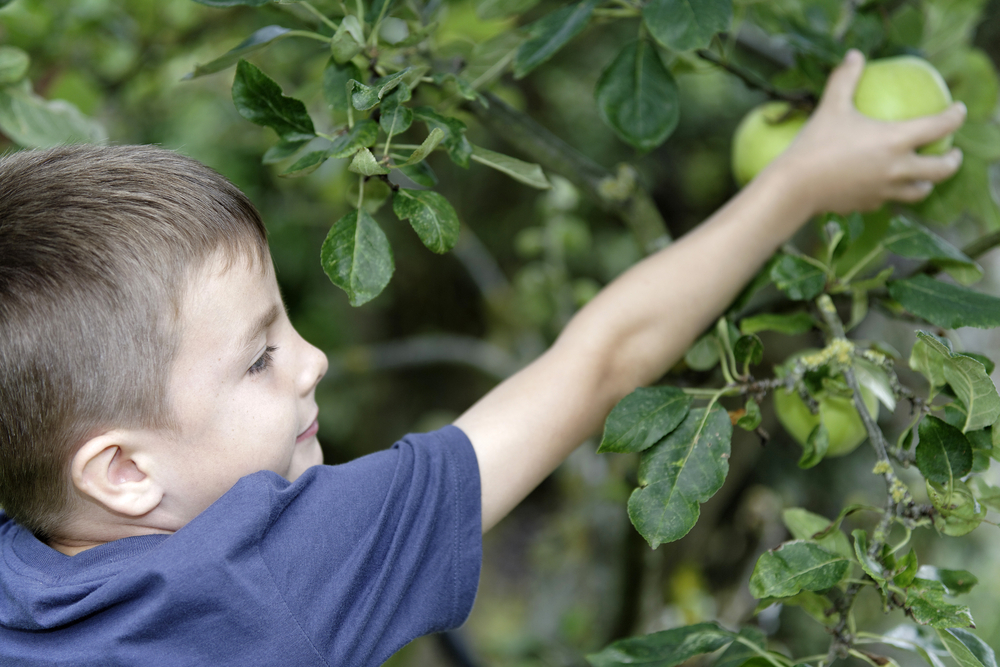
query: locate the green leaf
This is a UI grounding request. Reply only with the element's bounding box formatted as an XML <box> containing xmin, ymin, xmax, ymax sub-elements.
<box><xmin>757</xmin><ymin>591</ymin><xmax>839</xmax><ymax>627</ymax></box>
<box><xmin>889</xmin><ymin>274</ymin><xmax>1000</xmax><ymax>330</ymax></box>
<box><xmin>232</xmin><ymin>60</ymin><xmax>315</xmax><ymax>142</ymax></box>
<box><xmin>331</xmin><ymin>16</ymin><xmax>364</xmax><ymax>64</ymax></box>
<box><xmin>916</xmin><ymin>416</ymin><xmax>973</xmax><ymax>485</ymax></box>
<box><xmin>684</xmin><ymin>333</ymin><xmax>719</xmax><ymax>371</ymax></box>
<box><xmin>963</xmin><ymin>352</ymin><xmax>995</xmax><ymax>375</ymax></box>
<box><xmin>281</xmin><ymin>149</ymin><xmax>330</xmax><ymax>177</ymax></box>
<box><xmin>398</xmin><ymin>161</ymin><xmax>438</xmax><ymax>188</ymax></box>
<box><xmin>395</xmin><ymin>128</ymin><xmax>445</xmax><ymax>167</ymax></box>
<box><xmin>627</xmin><ymin>406</ymin><xmax>732</xmax><ymax>548</ymax></box>
<box><xmin>918</xmin><ymin>566</ymin><xmax>979</xmax><ymax>596</ymax></box>
<box><xmin>642</xmin><ymin>0</ymin><xmax>732</xmax><ymax>51</ymax></box>
<box><xmin>974</xmin><ymin>477</ymin><xmax>1000</xmax><ymax>510</ymax></box>
<box><xmin>733</xmin><ymin>334</ymin><xmax>763</xmax><ymax>368</ymax></box>
<box><xmin>392</xmin><ymin>189</ymin><xmax>460</xmax><ymax>254</ymax></box>
<box><xmin>882</xmin><ymin>625</ymin><xmax>949</xmax><ymax>667</ymax></box>
<box><xmin>854</xmin><ymin>357</ymin><xmax>896</xmax><ymax>412</ymax></box>
<box><xmin>594</xmin><ymin>40</ymin><xmax>679</xmax><ymax>152</ymax></box>
<box><xmin>893</xmin><ymin>549</ymin><xmax>919</xmax><ymax>587</ymax></box>
<box><xmin>0</xmin><ymin>46</ymin><xmax>30</xmax><ymax>85</ymax></box>
<box><xmin>598</xmin><ymin>386</ymin><xmax>692</xmax><ymax>454</ymax></box>
<box><xmin>916</xmin><ymin>153</ymin><xmax>1000</xmax><ymax>228</ymax></box>
<box><xmin>349</xmin><ymin>147</ymin><xmax>390</xmax><ymax>176</ymax></box>
<box><xmin>782</xmin><ymin>508</ymin><xmax>852</xmax><ymax>559</ymax></box>
<box><xmin>853</xmin><ymin>529</ymin><xmax>887</xmax><ymax>591</ymax></box>
<box><xmin>739</xmin><ymin>311</ymin><xmax>815</xmax><ymax>336</ymax></box>
<box><xmin>770</xmin><ymin>254</ymin><xmax>826</xmax><ymax>301</ymax></box>
<box><xmin>912</xmin><ymin>333</ymin><xmax>1000</xmax><ymax>432</ymax></box>
<box><xmin>927</xmin><ymin>480</ymin><xmax>987</xmax><ymax>537</ymax></box>
<box><xmin>749</xmin><ymin>540</ymin><xmax>851</xmax><ymax>599</ymax></box>
<box><xmin>321</xmin><ymin>209</ymin><xmax>394</xmax><ymax>307</ymax></box>
<box><xmin>379</xmin><ymin>83</ymin><xmax>413</xmax><ymax>135</ymax></box>
<box><xmin>412</xmin><ymin>107</ymin><xmax>472</xmax><ymax>168</ymax></box>
<box><xmin>906</xmin><ymin>578</ymin><xmax>975</xmax><ymax>629</ymax></box>
<box><xmin>713</xmin><ymin>627</ymin><xmax>766</xmax><ymax>667</ymax></box>
<box><xmin>351</xmin><ymin>69</ymin><xmax>411</xmax><ymax>111</ymax></box>
<box><xmin>586</xmin><ymin>622</ymin><xmax>734</xmax><ymax>667</ymax></box>
<box><xmin>513</xmin><ymin>0</ymin><xmax>599</xmax><ymax>79</ymax></box>
<box><xmin>736</xmin><ymin>398</ymin><xmax>762</xmax><ymax>431</ymax></box>
<box><xmin>883</xmin><ymin>217</ymin><xmax>982</xmax><ymax>286</ymax></box>
<box><xmin>910</xmin><ymin>332</ymin><xmax>951</xmax><ymax>388</ymax></box>
<box><xmin>186</xmin><ymin>26</ymin><xmax>293</xmax><ymax>79</ymax></box>
<box><xmin>938</xmin><ymin>629</ymin><xmax>997</xmax><ymax>667</ymax></box>
<box><xmin>263</xmin><ymin>139</ymin><xmax>309</xmax><ymax>164</ymax></box>
<box><xmin>323</xmin><ymin>59</ymin><xmax>363</xmax><ymax>112</ymax></box>
<box><xmin>0</xmin><ymin>87</ymin><xmax>106</xmax><ymax>148</ymax></box>
<box><xmin>797</xmin><ymin>424</ymin><xmax>829</xmax><ymax>469</ymax></box>
<box><xmin>470</xmin><ymin>145</ymin><xmax>551</xmax><ymax>190</ymax></box>
<box><xmin>328</xmin><ymin>120</ymin><xmax>379</xmax><ymax>159</ymax></box>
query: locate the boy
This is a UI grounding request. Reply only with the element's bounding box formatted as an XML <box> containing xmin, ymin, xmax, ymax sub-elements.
<box><xmin>0</xmin><ymin>51</ymin><xmax>965</xmax><ymax>665</ymax></box>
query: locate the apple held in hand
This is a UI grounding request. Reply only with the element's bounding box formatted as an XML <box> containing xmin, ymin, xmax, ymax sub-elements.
<box><xmin>730</xmin><ymin>101</ymin><xmax>809</xmax><ymax>187</ymax></box>
<box><xmin>773</xmin><ymin>381</ymin><xmax>879</xmax><ymax>457</ymax></box>
<box><xmin>853</xmin><ymin>55</ymin><xmax>954</xmax><ymax>154</ymax></box>
<box><xmin>731</xmin><ymin>55</ymin><xmax>953</xmax><ymax>185</ymax></box>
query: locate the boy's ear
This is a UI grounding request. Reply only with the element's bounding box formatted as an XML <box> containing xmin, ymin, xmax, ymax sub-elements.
<box><xmin>71</xmin><ymin>433</ymin><xmax>163</xmax><ymax>518</ymax></box>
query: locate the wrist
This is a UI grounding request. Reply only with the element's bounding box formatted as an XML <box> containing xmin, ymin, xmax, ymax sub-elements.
<box><xmin>745</xmin><ymin>156</ymin><xmax>820</xmax><ymax>235</ymax></box>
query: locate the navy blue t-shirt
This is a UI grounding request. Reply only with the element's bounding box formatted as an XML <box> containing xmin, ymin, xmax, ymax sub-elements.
<box><xmin>0</xmin><ymin>426</ymin><xmax>481</xmax><ymax>666</ymax></box>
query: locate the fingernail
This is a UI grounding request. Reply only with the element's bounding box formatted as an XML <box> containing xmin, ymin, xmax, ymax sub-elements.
<box><xmin>845</xmin><ymin>49</ymin><xmax>862</xmax><ymax>64</ymax></box>
<box><xmin>955</xmin><ymin>101</ymin><xmax>968</xmax><ymax>116</ymax></box>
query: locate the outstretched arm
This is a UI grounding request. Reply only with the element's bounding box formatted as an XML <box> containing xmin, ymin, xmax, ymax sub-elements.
<box><xmin>454</xmin><ymin>50</ymin><xmax>967</xmax><ymax>532</ymax></box>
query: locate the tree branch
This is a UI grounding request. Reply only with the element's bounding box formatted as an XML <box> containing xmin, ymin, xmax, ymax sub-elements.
<box><xmin>468</xmin><ymin>92</ymin><xmax>671</xmax><ymax>254</ymax></box>
<box><xmin>815</xmin><ymin>295</ymin><xmax>909</xmax><ymax>665</ymax></box>
<box><xmin>324</xmin><ymin>334</ymin><xmax>523</xmax><ymax>381</ymax></box>
<box><xmin>696</xmin><ymin>48</ymin><xmax>817</xmax><ymax>108</ymax></box>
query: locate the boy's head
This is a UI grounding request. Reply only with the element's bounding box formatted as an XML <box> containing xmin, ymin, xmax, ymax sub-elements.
<box><xmin>0</xmin><ymin>144</ymin><xmax>291</xmax><ymax>542</ymax></box>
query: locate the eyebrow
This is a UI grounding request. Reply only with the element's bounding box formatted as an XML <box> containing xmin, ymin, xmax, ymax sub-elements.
<box><xmin>237</xmin><ymin>302</ymin><xmax>282</xmax><ymax>358</ymax></box>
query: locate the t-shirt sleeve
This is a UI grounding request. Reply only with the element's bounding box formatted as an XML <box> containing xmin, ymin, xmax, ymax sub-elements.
<box><xmin>255</xmin><ymin>424</ymin><xmax>481</xmax><ymax>666</ymax></box>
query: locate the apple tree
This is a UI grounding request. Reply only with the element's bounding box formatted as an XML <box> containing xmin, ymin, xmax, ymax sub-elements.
<box><xmin>184</xmin><ymin>0</ymin><xmax>1000</xmax><ymax>664</ymax></box>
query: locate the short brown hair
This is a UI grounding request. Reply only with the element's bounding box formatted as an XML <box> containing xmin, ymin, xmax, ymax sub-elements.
<box><xmin>0</xmin><ymin>144</ymin><xmax>269</xmax><ymax>540</ymax></box>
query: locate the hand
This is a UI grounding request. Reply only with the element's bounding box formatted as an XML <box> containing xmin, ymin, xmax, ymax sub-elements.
<box><xmin>773</xmin><ymin>49</ymin><xmax>966</xmax><ymax>216</ymax></box>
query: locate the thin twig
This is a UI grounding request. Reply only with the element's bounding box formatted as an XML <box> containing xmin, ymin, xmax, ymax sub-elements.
<box><xmin>695</xmin><ymin>48</ymin><xmax>816</xmax><ymax>108</ymax></box>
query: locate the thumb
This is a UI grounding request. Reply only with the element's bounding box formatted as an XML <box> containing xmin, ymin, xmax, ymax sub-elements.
<box><xmin>820</xmin><ymin>49</ymin><xmax>866</xmax><ymax>111</ymax></box>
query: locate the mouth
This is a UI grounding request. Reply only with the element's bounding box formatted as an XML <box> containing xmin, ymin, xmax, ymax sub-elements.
<box><xmin>295</xmin><ymin>418</ymin><xmax>319</xmax><ymax>443</ymax></box>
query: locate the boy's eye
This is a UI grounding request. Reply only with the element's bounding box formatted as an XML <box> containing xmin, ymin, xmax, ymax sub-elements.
<box><xmin>248</xmin><ymin>346</ymin><xmax>277</xmax><ymax>376</ymax></box>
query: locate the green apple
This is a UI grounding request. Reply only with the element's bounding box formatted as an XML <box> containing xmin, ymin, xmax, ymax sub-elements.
<box><xmin>774</xmin><ymin>380</ymin><xmax>879</xmax><ymax>457</ymax></box>
<box><xmin>853</xmin><ymin>55</ymin><xmax>954</xmax><ymax>154</ymax></box>
<box><xmin>731</xmin><ymin>101</ymin><xmax>809</xmax><ymax>186</ymax></box>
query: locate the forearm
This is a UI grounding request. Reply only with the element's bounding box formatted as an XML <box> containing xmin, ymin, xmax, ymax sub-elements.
<box><xmin>556</xmin><ymin>162</ymin><xmax>812</xmax><ymax>411</ymax></box>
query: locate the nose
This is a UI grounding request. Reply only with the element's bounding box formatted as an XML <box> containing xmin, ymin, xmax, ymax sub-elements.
<box><xmin>296</xmin><ymin>332</ymin><xmax>328</xmax><ymax>397</ymax></box>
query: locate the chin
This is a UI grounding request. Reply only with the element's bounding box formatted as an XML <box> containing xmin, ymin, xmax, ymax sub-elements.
<box><xmin>286</xmin><ymin>440</ymin><xmax>324</xmax><ymax>481</ymax></box>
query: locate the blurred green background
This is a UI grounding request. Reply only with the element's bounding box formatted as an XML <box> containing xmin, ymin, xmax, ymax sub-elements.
<box><xmin>2</xmin><ymin>0</ymin><xmax>999</xmax><ymax>664</ymax></box>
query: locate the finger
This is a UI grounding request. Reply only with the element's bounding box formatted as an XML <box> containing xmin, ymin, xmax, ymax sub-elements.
<box><xmin>897</xmin><ymin>148</ymin><xmax>963</xmax><ymax>183</ymax></box>
<box><xmin>819</xmin><ymin>49</ymin><xmax>866</xmax><ymax>111</ymax></box>
<box><xmin>888</xmin><ymin>180</ymin><xmax>935</xmax><ymax>203</ymax></box>
<box><xmin>894</xmin><ymin>102</ymin><xmax>967</xmax><ymax>149</ymax></box>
